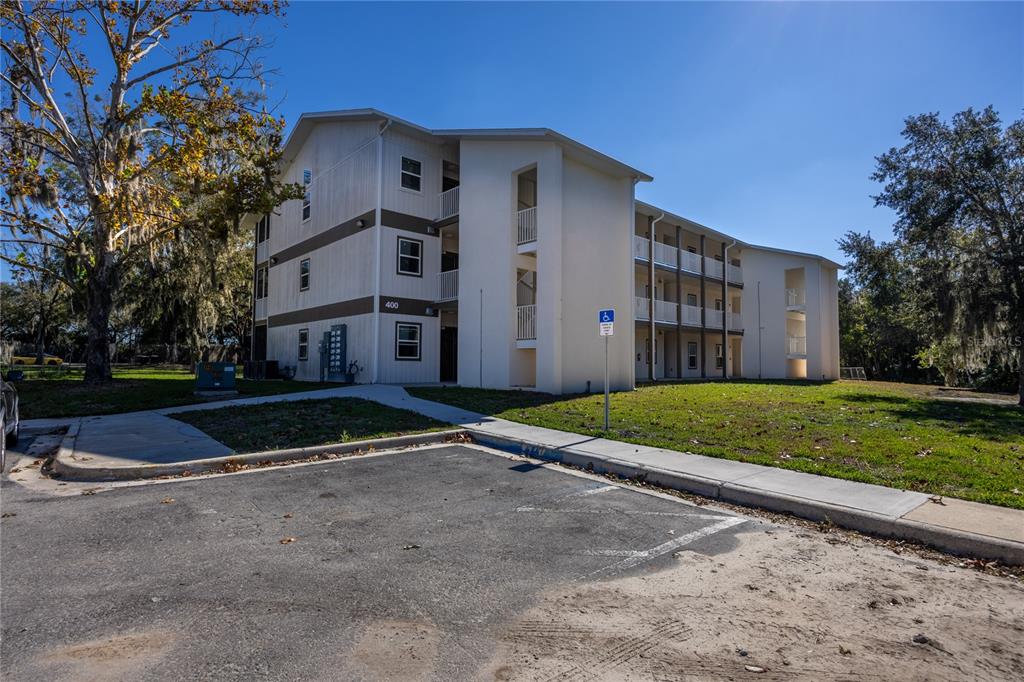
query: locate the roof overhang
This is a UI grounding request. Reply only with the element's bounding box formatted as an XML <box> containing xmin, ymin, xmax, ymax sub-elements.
<box><xmin>280</xmin><ymin>108</ymin><xmax>652</xmax><ymax>182</ymax></box>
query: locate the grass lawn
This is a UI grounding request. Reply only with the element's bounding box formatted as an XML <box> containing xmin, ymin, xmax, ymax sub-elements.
<box><xmin>407</xmin><ymin>380</ymin><xmax>1024</xmax><ymax>509</ymax></box>
<box><xmin>12</xmin><ymin>366</ymin><xmax>337</xmax><ymax>420</ymax></box>
<box><xmin>173</xmin><ymin>397</ymin><xmax>448</xmax><ymax>453</ymax></box>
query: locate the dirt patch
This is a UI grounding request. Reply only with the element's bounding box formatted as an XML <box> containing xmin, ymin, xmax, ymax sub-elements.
<box><xmin>350</xmin><ymin>619</ymin><xmax>440</xmax><ymax>680</ymax></box>
<box><xmin>485</xmin><ymin>529</ymin><xmax>1024</xmax><ymax>681</ymax></box>
<box><xmin>38</xmin><ymin>630</ymin><xmax>175</xmax><ymax>681</ymax></box>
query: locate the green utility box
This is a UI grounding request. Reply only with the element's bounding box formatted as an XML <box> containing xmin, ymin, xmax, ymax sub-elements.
<box><xmin>195</xmin><ymin>362</ymin><xmax>236</xmax><ymax>391</ymax></box>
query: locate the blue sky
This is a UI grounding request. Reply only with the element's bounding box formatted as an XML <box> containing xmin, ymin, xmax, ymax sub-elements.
<box><xmin>257</xmin><ymin>1</ymin><xmax>1021</xmax><ymax>264</ymax></box>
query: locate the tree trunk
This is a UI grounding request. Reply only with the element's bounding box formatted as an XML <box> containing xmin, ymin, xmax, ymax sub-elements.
<box><xmin>84</xmin><ymin>253</ymin><xmax>117</xmax><ymax>384</ymax></box>
<box><xmin>1018</xmin><ymin>353</ymin><xmax>1023</xmax><ymax>407</ymax></box>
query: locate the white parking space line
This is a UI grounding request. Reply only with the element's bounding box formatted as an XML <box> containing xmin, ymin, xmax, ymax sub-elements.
<box><xmin>584</xmin><ymin>516</ymin><xmax>748</xmax><ymax>579</ymax></box>
<box><xmin>515</xmin><ymin>506</ymin><xmax>727</xmax><ymax>521</ymax></box>
<box><xmin>572</xmin><ymin>484</ymin><xmax>618</xmax><ymax>497</ymax></box>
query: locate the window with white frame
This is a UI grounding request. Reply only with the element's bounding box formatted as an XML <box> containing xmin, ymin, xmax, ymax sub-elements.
<box><xmin>688</xmin><ymin>342</ymin><xmax>698</xmax><ymax>370</ymax></box>
<box><xmin>400</xmin><ymin>157</ymin><xmax>421</xmax><ymax>192</ymax></box>
<box><xmin>298</xmin><ymin>328</ymin><xmax>309</xmax><ymax>361</ymax></box>
<box><xmin>302</xmin><ymin>169</ymin><xmax>311</xmax><ymax>221</ymax></box>
<box><xmin>715</xmin><ymin>299</ymin><xmax>723</xmax><ymax>311</ymax></box>
<box><xmin>397</xmin><ymin>237</ymin><xmax>422</xmax><ymax>276</ymax></box>
<box><xmin>255</xmin><ymin>265</ymin><xmax>268</xmax><ymax>299</ymax></box>
<box><xmin>299</xmin><ymin>258</ymin><xmax>310</xmax><ymax>291</ymax></box>
<box><xmin>686</xmin><ymin>293</ymin><xmax>697</xmax><ymax>307</ymax></box>
<box><xmin>395</xmin><ymin>322</ymin><xmax>421</xmax><ymax>360</ymax></box>
<box><xmin>256</xmin><ymin>214</ymin><xmax>270</xmax><ymax>243</ymax></box>
<box><xmin>715</xmin><ymin>343</ymin><xmax>724</xmax><ymax>369</ymax></box>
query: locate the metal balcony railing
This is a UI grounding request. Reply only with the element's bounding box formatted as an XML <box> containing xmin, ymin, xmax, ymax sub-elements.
<box><xmin>436</xmin><ymin>269</ymin><xmax>458</xmax><ymax>302</ymax></box>
<box><xmin>438</xmin><ymin>186</ymin><xmax>459</xmax><ymax>221</ymax></box>
<box><xmin>787</xmin><ymin>335</ymin><xmax>807</xmax><ymax>355</ymax></box>
<box><xmin>517</xmin><ymin>207</ymin><xmax>537</xmax><ymax>245</ymax></box>
<box><xmin>516</xmin><ymin>304</ymin><xmax>536</xmax><ymax>340</ymax></box>
<box><xmin>786</xmin><ymin>287</ymin><xmax>806</xmax><ymax>308</ymax></box>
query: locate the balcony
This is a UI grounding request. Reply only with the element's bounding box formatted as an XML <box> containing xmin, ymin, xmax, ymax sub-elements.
<box><xmin>634</xmin><ymin>298</ymin><xmax>705</xmax><ymax>327</ymax></box>
<box><xmin>517</xmin><ymin>206</ymin><xmax>537</xmax><ymax>247</ymax></box>
<box><xmin>728</xmin><ymin>264</ymin><xmax>743</xmax><ymax>284</ymax></box>
<box><xmin>787</xmin><ymin>335</ymin><xmax>807</xmax><ymax>356</ymax></box>
<box><xmin>438</xmin><ymin>186</ymin><xmax>459</xmax><ymax>222</ymax></box>
<box><xmin>680</xmin><ymin>250</ymin><xmax>702</xmax><ymax>274</ymax></box>
<box><xmin>256</xmin><ymin>240</ymin><xmax>268</xmax><ymax>264</ymax></box>
<box><xmin>633</xmin><ymin>235</ymin><xmax>650</xmax><ymax>260</ymax></box>
<box><xmin>729</xmin><ymin>311</ymin><xmax>743</xmax><ymax>331</ymax></box>
<box><xmin>436</xmin><ymin>269</ymin><xmax>458</xmax><ymax>303</ymax></box>
<box><xmin>704</xmin><ymin>256</ymin><xmax>724</xmax><ymax>280</ymax></box>
<box><xmin>255</xmin><ymin>298</ymin><xmax>267</xmax><ymax>320</ymax></box>
<box><xmin>786</xmin><ymin>287</ymin><xmax>806</xmax><ymax>309</ymax></box>
<box><xmin>516</xmin><ymin>304</ymin><xmax>536</xmax><ymax>341</ymax></box>
<box><xmin>706</xmin><ymin>308</ymin><xmax>723</xmax><ymax>328</ymax></box>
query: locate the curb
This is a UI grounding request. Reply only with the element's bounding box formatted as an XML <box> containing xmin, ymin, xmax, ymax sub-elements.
<box><xmin>468</xmin><ymin>430</ymin><xmax>1024</xmax><ymax>566</ymax></box>
<box><xmin>51</xmin><ymin>429</ymin><xmax>467</xmax><ymax>482</ymax></box>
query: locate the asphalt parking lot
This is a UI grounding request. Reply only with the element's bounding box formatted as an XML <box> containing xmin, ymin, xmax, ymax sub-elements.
<box><xmin>0</xmin><ymin>443</ymin><xmax>751</xmax><ymax>681</ymax></box>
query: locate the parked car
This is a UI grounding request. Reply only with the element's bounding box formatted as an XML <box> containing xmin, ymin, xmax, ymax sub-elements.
<box><xmin>10</xmin><ymin>353</ymin><xmax>63</xmax><ymax>366</ymax></box>
<box><xmin>1</xmin><ymin>374</ymin><xmax>20</xmax><ymax>471</ymax></box>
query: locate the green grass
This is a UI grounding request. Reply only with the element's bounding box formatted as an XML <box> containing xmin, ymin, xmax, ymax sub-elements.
<box><xmin>173</xmin><ymin>397</ymin><xmax>448</xmax><ymax>453</ymax></box>
<box><xmin>407</xmin><ymin>380</ymin><xmax>1024</xmax><ymax>509</ymax></box>
<box><xmin>12</xmin><ymin>366</ymin><xmax>337</xmax><ymax>419</ymax></box>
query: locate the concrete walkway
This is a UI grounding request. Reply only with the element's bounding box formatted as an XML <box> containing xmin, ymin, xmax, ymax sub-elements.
<box><xmin>25</xmin><ymin>384</ymin><xmax>1024</xmax><ymax>563</ymax></box>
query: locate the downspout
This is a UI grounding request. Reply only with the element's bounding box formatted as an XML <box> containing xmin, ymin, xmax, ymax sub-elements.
<box><xmin>371</xmin><ymin>118</ymin><xmax>393</xmax><ymax>384</ymax></box>
<box><xmin>648</xmin><ymin>212</ymin><xmax>664</xmax><ymax>382</ymax></box>
<box><xmin>722</xmin><ymin>239</ymin><xmax>736</xmax><ymax>378</ymax></box>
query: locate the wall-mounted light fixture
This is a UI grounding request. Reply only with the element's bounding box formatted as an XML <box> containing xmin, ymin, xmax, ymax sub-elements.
<box><xmin>355</xmin><ymin>219</ymin><xmax>366</xmax><ymax>229</ymax></box>
<box><xmin>269</xmin><ymin>256</ymin><xmax>278</xmax><ymax>265</ymax></box>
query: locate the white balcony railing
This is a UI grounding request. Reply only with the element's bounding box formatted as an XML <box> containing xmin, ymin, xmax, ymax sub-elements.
<box><xmin>727</xmin><ymin>264</ymin><xmax>743</xmax><ymax>284</ymax></box>
<box><xmin>438</xmin><ymin>186</ymin><xmax>459</xmax><ymax>221</ymax></box>
<box><xmin>706</xmin><ymin>309</ymin><xmax>723</xmax><ymax>328</ymax></box>
<box><xmin>516</xmin><ymin>304</ymin><xmax>536</xmax><ymax>340</ymax></box>
<box><xmin>787</xmin><ymin>336</ymin><xmax>807</xmax><ymax>356</ymax></box>
<box><xmin>517</xmin><ymin>206</ymin><xmax>537</xmax><ymax>245</ymax></box>
<box><xmin>680</xmin><ymin>250</ymin><xmax>702</xmax><ymax>273</ymax></box>
<box><xmin>653</xmin><ymin>241</ymin><xmax>677</xmax><ymax>269</ymax></box>
<box><xmin>654</xmin><ymin>298</ymin><xmax>677</xmax><ymax>324</ymax></box>
<box><xmin>786</xmin><ymin>287</ymin><xmax>806</xmax><ymax>308</ymax></box>
<box><xmin>437</xmin><ymin>269</ymin><xmax>458</xmax><ymax>302</ymax></box>
<box><xmin>254</xmin><ymin>298</ymin><xmax>267</xmax><ymax>320</ymax></box>
<box><xmin>633</xmin><ymin>235</ymin><xmax>650</xmax><ymax>260</ymax></box>
<box><xmin>682</xmin><ymin>304</ymin><xmax>702</xmax><ymax>326</ymax></box>
<box><xmin>729</xmin><ymin>311</ymin><xmax>743</xmax><ymax>331</ymax></box>
<box><xmin>704</xmin><ymin>257</ymin><xmax>724</xmax><ymax>279</ymax></box>
<box><xmin>634</xmin><ymin>296</ymin><xmax>650</xmax><ymax>320</ymax></box>
<box><xmin>255</xmin><ymin>240</ymin><xmax>268</xmax><ymax>264</ymax></box>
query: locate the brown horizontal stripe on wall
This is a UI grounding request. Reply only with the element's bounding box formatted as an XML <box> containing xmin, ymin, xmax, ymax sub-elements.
<box><xmin>381</xmin><ymin>210</ymin><xmax>435</xmax><ymax>235</ymax></box>
<box><xmin>268</xmin><ymin>296</ymin><xmax>374</xmax><ymax>328</ymax></box>
<box><xmin>269</xmin><ymin>210</ymin><xmax>376</xmax><ymax>266</ymax></box>
<box><xmin>378</xmin><ymin>296</ymin><xmax>437</xmax><ymax>317</ymax></box>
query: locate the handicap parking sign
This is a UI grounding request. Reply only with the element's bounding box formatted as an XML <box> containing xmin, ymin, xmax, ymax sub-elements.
<box><xmin>599</xmin><ymin>309</ymin><xmax>615</xmax><ymax>323</ymax></box>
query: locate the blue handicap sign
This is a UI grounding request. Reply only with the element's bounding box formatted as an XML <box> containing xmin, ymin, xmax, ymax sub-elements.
<box><xmin>599</xmin><ymin>309</ymin><xmax>615</xmax><ymax>323</ymax></box>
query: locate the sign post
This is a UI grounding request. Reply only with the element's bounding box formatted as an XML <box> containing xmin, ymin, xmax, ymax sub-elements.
<box><xmin>599</xmin><ymin>309</ymin><xmax>615</xmax><ymax>431</ymax></box>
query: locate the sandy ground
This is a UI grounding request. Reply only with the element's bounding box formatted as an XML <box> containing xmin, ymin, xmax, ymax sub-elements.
<box><xmin>485</xmin><ymin>526</ymin><xmax>1024</xmax><ymax>681</ymax></box>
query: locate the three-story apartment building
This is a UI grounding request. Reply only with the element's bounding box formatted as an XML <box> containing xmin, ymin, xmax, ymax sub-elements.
<box><xmin>249</xmin><ymin>109</ymin><xmax>839</xmax><ymax>394</ymax></box>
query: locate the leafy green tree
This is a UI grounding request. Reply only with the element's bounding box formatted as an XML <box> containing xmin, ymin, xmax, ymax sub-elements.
<box><xmin>1</xmin><ymin>1</ymin><xmax>298</xmax><ymax>383</ymax></box>
<box><xmin>872</xmin><ymin>107</ymin><xmax>1024</xmax><ymax>405</ymax></box>
<box><xmin>837</xmin><ymin>231</ymin><xmax>927</xmax><ymax>381</ymax></box>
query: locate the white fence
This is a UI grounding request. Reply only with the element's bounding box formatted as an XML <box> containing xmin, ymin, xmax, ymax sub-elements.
<box><xmin>517</xmin><ymin>207</ymin><xmax>537</xmax><ymax>245</ymax></box>
<box><xmin>653</xmin><ymin>241</ymin><xmax>677</xmax><ymax>268</ymax></box>
<box><xmin>516</xmin><ymin>304</ymin><xmax>536</xmax><ymax>340</ymax></box>
<box><xmin>438</xmin><ymin>186</ymin><xmax>459</xmax><ymax>221</ymax></box>
<box><xmin>437</xmin><ymin>269</ymin><xmax>458</xmax><ymax>302</ymax></box>
<box><xmin>680</xmin><ymin>250</ymin><xmax>702</xmax><ymax>273</ymax></box>
<box><xmin>633</xmin><ymin>235</ymin><xmax>650</xmax><ymax>260</ymax></box>
<box><xmin>254</xmin><ymin>298</ymin><xmax>267</xmax><ymax>320</ymax></box>
<box><xmin>727</xmin><ymin>264</ymin><xmax>743</xmax><ymax>284</ymax></box>
<box><xmin>704</xmin><ymin>257</ymin><xmax>724</xmax><ymax>280</ymax></box>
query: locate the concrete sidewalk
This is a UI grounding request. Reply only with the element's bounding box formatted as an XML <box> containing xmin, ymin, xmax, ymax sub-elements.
<box><xmin>25</xmin><ymin>384</ymin><xmax>1024</xmax><ymax>563</ymax></box>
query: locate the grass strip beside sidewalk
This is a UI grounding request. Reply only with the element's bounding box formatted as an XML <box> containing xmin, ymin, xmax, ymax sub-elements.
<box><xmin>407</xmin><ymin>381</ymin><xmax>1024</xmax><ymax>509</ymax></box>
<box><xmin>172</xmin><ymin>397</ymin><xmax>448</xmax><ymax>453</ymax></box>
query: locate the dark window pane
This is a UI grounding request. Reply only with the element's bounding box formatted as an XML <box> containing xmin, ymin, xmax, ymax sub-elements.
<box><xmin>399</xmin><ymin>256</ymin><xmax>419</xmax><ymax>274</ymax></box>
<box><xmin>399</xmin><ymin>239</ymin><xmax>420</xmax><ymax>257</ymax></box>
<box><xmin>401</xmin><ymin>173</ymin><xmax>421</xmax><ymax>191</ymax></box>
<box><xmin>401</xmin><ymin>157</ymin><xmax>421</xmax><ymax>175</ymax></box>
